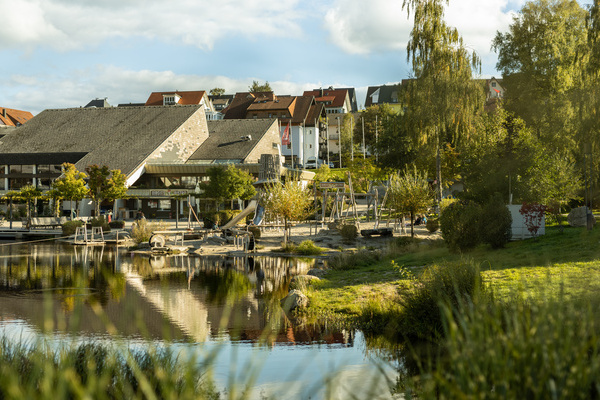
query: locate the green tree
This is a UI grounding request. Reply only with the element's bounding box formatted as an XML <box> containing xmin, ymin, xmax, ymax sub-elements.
<box><xmin>387</xmin><ymin>166</ymin><xmax>435</xmax><ymax>237</ymax></box>
<box><xmin>492</xmin><ymin>0</ymin><xmax>587</xmax><ymax>155</ymax></box>
<box><xmin>353</xmin><ymin>104</ymin><xmax>397</xmax><ymax>156</ymax></box>
<box><xmin>260</xmin><ymin>180</ymin><xmax>312</xmax><ymax>246</ymax></box>
<box><xmin>375</xmin><ymin>111</ymin><xmax>417</xmax><ymax>170</ymax></box>
<box><xmin>52</xmin><ymin>163</ymin><xmax>88</xmax><ymax>220</ymax></box>
<box><xmin>200</xmin><ymin>165</ymin><xmax>256</xmax><ymax>211</ymax></box>
<box><xmin>18</xmin><ymin>185</ymin><xmax>43</xmax><ymax>228</ymax></box>
<box><xmin>85</xmin><ymin>165</ymin><xmax>128</xmax><ymax>218</ymax></box>
<box><xmin>209</xmin><ymin>87</ymin><xmax>225</xmax><ymax>96</ymax></box>
<box><xmin>248</xmin><ymin>81</ymin><xmax>272</xmax><ymax>93</ymax></box>
<box><xmin>402</xmin><ymin>0</ymin><xmax>485</xmax><ymax>202</ymax></box>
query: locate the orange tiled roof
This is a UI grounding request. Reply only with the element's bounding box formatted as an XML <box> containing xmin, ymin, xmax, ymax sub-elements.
<box><xmin>145</xmin><ymin>90</ymin><xmax>207</xmax><ymax>106</ymax></box>
<box><xmin>0</xmin><ymin>108</ymin><xmax>34</xmax><ymax>127</ymax></box>
<box><xmin>303</xmin><ymin>89</ymin><xmax>349</xmax><ymax>108</ymax></box>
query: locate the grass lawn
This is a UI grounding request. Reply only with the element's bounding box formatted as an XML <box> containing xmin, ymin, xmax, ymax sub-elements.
<box><xmin>305</xmin><ymin>224</ymin><xmax>600</xmax><ymax>321</ymax></box>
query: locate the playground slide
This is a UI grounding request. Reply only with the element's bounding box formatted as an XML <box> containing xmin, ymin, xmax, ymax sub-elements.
<box><xmin>220</xmin><ymin>200</ymin><xmax>257</xmax><ymax>230</ymax></box>
<box><xmin>253</xmin><ymin>204</ymin><xmax>265</xmax><ymax>225</ymax></box>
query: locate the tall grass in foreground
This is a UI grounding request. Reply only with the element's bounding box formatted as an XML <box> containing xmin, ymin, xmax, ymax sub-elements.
<box><xmin>0</xmin><ymin>339</ymin><xmax>219</xmax><ymax>400</ymax></box>
<box><xmin>400</xmin><ymin>288</ymin><xmax>600</xmax><ymax>399</ymax></box>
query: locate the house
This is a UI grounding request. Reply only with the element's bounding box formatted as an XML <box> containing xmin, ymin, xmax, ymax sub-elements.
<box><xmin>364</xmin><ymin>83</ymin><xmax>402</xmax><ymax>112</ymax></box>
<box><xmin>0</xmin><ymin>105</ymin><xmax>291</xmax><ymax>219</ymax></box>
<box><xmin>0</xmin><ymin>107</ymin><xmax>34</xmax><ymax>128</ymax></box>
<box><xmin>84</xmin><ymin>98</ymin><xmax>112</xmax><ymax>108</ymax></box>
<box><xmin>223</xmin><ymin>92</ymin><xmax>327</xmax><ymax>167</ymax></box>
<box><xmin>145</xmin><ymin>90</ymin><xmax>220</xmax><ymax>121</ymax></box>
<box><xmin>208</xmin><ymin>94</ymin><xmax>234</xmax><ymax>112</ymax></box>
<box><xmin>303</xmin><ymin>88</ymin><xmax>355</xmax><ymax>160</ymax></box>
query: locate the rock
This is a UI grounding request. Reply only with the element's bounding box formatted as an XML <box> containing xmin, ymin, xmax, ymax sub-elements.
<box><xmin>280</xmin><ymin>289</ymin><xmax>309</xmax><ymax>312</ymax></box>
<box><xmin>307</xmin><ymin>268</ymin><xmax>326</xmax><ymax>278</ymax></box>
<box><xmin>568</xmin><ymin>206</ymin><xmax>595</xmax><ymax>227</ymax></box>
<box><xmin>289</xmin><ymin>274</ymin><xmax>320</xmax><ymax>290</ymax></box>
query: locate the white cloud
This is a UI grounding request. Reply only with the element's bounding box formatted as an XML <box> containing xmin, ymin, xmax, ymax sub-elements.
<box><xmin>0</xmin><ymin>0</ymin><xmax>303</xmax><ymax>51</ymax></box>
<box><xmin>5</xmin><ymin>66</ymin><xmax>322</xmax><ymax>114</ymax></box>
<box><xmin>324</xmin><ymin>0</ymin><xmax>408</xmax><ymax>55</ymax></box>
<box><xmin>323</xmin><ymin>0</ymin><xmax>514</xmax><ymax>57</ymax></box>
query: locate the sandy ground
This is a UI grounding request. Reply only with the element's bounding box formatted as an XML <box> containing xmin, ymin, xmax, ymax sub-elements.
<box><xmin>126</xmin><ymin>218</ymin><xmax>442</xmax><ymax>257</ymax></box>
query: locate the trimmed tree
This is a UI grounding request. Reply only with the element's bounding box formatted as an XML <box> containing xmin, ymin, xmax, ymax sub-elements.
<box><xmin>261</xmin><ymin>180</ymin><xmax>312</xmax><ymax>246</ymax></box>
<box><xmin>388</xmin><ymin>166</ymin><xmax>435</xmax><ymax>237</ymax></box>
<box><xmin>52</xmin><ymin>163</ymin><xmax>88</xmax><ymax>220</ymax></box>
<box><xmin>85</xmin><ymin>165</ymin><xmax>128</xmax><ymax>218</ymax></box>
<box><xmin>200</xmin><ymin>165</ymin><xmax>256</xmax><ymax>211</ymax></box>
<box><xmin>19</xmin><ymin>185</ymin><xmax>43</xmax><ymax>228</ymax></box>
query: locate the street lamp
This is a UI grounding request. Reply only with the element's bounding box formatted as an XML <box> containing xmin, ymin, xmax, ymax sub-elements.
<box><xmin>336</xmin><ymin>116</ymin><xmax>342</xmax><ymax>168</ymax></box>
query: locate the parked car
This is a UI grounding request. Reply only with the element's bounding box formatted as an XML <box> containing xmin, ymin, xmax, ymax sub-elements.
<box><xmin>305</xmin><ymin>157</ymin><xmax>318</xmax><ymax>169</ymax></box>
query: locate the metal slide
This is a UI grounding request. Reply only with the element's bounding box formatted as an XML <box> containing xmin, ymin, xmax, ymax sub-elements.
<box><xmin>253</xmin><ymin>204</ymin><xmax>265</xmax><ymax>225</ymax></box>
<box><xmin>220</xmin><ymin>200</ymin><xmax>257</xmax><ymax>230</ymax></box>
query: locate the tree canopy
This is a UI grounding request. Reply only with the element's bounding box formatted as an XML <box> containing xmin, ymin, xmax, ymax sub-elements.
<box><xmin>248</xmin><ymin>81</ymin><xmax>272</xmax><ymax>93</ymax></box>
<box><xmin>200</xmin><ymin>165</ymin><xmax>256</xmax><ymax>210</ymax></box>
<box><xmin>85</xmin><ymin>165</ymin><xmax>128</xmax><ymax>218</ymax></box>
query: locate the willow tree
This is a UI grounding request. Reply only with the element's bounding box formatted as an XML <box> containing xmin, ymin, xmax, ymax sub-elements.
<box><xmin>402</xmin><ymin>0</ymin><xmax>484</xmax><ymax>202</ymax></box>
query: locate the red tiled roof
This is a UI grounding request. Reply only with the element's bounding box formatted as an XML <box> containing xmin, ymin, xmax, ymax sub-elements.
<box><xmin>0</xmin><ymin>108</ymin><xmax>34</xmax><ymax>127</ymax></box>
<box><xmin>303</xmin><ymin>89</ymin><xmax>349</xmax><ymax>108</ymax></box>
<box><xmin>145</xmin><ymin>90</ymin><xmax>207</xmax><ymax>106</ymax></box>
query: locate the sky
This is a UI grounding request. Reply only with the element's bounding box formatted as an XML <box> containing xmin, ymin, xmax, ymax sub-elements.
<box><xmin>0</xmin><ymin>0</ymin><xmax>593</xmax><ymax>115</ymax></box>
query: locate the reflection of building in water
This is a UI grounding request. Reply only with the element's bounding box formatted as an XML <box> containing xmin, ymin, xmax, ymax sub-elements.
<box><xmin>0</xmin><ymin>244</ymin><xmax>354</xmax><ymax>347</ymax></box>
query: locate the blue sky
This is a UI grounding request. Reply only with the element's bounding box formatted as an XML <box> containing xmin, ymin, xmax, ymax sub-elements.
<box><xmin>0</xmin><ymin>0</ymin><xmax>593</xmax><ymax>115</ymax></box>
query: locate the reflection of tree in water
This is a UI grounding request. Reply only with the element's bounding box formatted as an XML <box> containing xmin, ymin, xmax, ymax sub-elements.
<box><xmin>0</xmin><ymin>243</ymin><xmax>126</xmax><ymax>310</ymax></box>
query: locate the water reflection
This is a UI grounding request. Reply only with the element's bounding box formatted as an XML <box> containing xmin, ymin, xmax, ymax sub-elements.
<box><xmin>0</xmin><ymin>243</ymin><xmax>353</xmax><ymax>347</ymax></box>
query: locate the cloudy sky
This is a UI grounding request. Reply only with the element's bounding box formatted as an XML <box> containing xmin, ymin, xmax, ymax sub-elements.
<box><xmin>0</xmin><ymin>0</ymin><xmax>593</xmax><ymax>114</ymax></box>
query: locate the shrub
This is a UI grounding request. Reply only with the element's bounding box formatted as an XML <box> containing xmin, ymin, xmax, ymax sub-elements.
<box><xmin>439</xmin><ymin>200</ymin><xmax>482</xmax><ymax>252</ymax></box>
<box><xmin>108</xmin><ymin>220</ymin><xmax>125</xmax><ymax>229</ymax></box>
<box><xmin>62</xmin><ymin>220</ymin><xmax>83</xmax><ymax>236</ymax></box>
<box><xmin>339</xmin><ymin>224</ymin><xmax>358</xmax><ymax>242</ymax></box>
<box><xmin>398</xmin><ymin>261</ymin><xmax>485</xmax><ymax>341</ymax></box>
<box><xmin>426</xmin><ymin>217</ymin><xmax>439</xmax><ymax>233</ymax></box>
<box><xmin>130</xmin><ymin>219</ymin><xmax>153</xmax><ymax>244</ymax></box>
<box><xmin>480</xmin><ymin>193</ymin><xmax>512</xmax><ymax>248</ymax></box>
<box><xmin>295</xmin><ymin>240</ymin><xmax>324</xmax><ymax>255</ymax></box>
<box><xmin>89</xmin><ymin>216</ymin><xmax>111</xmax><ymax>232</ymax></box>
<box><xmin>247</xmin><ymin>225</ymin><xmax>261</xmax><ymax>240</ymax></box>
<box><xmin>329</xmin><ymin>249</ymin><xmax>382</xmax><ymax>270</ymax></box>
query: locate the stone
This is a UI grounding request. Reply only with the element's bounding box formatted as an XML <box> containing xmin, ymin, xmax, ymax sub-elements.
<box><xmin>567</xmin><ymin>206</ymin><xmax>595</xmax><ymax>227</ymax></box>
<box><xmin>307</xmin><ymin>268</ymin><xmax>326</xmax><ymax>278</ymax></box>
<box><xmin>280</xmin><ymin>289</ymin><xmax>309</xmax><ymax>312</ymax></box>
<box><xmin>289</xmin><ymin>274</ymin><xmax>320</xmax><ymax>290</ymax></box>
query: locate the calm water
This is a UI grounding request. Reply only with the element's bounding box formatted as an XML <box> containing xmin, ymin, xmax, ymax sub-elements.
<box><xmin>0</xmin><ymin>242</ymin><xmax>398</xmax><ymax>399</ymax></box>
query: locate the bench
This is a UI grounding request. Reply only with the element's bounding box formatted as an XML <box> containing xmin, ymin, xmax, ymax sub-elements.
<box><xmin>30</xmin><ymin>217</ymin><xmax>67</xmax><ymax>229</ymax></box>
<box><xmin>360</xmin><ymin>228</ymin><xmax>394</xmax><ymax>238</ymax></box>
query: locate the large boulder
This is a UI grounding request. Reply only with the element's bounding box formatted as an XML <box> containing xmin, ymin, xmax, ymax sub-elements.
<box><xmin>280</xmin><ymin>290</ymin><xmax>309</xmax><ymax>312</ymax></box>
<box><xmin>568</xmin><ymin>207</ymin><xmax>595</xmax><ymax>227</ymax></box>
<box><xmin>307</xmin><ymin>268</ymin><xmax>326</xmax><ymax>278</ymax></box>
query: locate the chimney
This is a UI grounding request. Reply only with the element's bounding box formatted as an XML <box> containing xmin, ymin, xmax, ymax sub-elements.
<box><xmin>2</xmin><ymin>109</ymin><xmax>6</xmax><ymax>119</ymax></box>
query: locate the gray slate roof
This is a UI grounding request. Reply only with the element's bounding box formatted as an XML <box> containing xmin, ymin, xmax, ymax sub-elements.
<box><xmin>188</xmin><ymin>119</ymin><xmax>276</xmax><ymax>162</ymax></box>
<box><xmin>0</xmin><ymin>105</ymin><xmax>204</xmax><ymax>176</ymax></box>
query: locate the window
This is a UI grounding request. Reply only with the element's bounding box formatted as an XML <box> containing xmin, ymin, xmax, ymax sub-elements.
<box><xmin>37</xmin><ymin>164</ymin><xmax>50</xmax><ymax>173</ymax></box>
<box><xmin>159</xmin><ymin>200</ymin><xmax>171</xmax><ymax>210</ymax></box>
<box><xmin>9</xmin><ymin>165</ymin><xmax>21</xmax><ymax>174</ymax></box>
<box><xmin>491</xmin><ymin>82</ymin><xmax>497</xmax><ymax>87</ymax></box>
<box><xmin>287</xmin><ymin>144</ymin><xmax>291</xmax><ymax>149</ymax></box>
<box><xmin>22</xmin><ymin>165</ymin><xmax>34</xmax><ymax>174</ymax></box>
<box><xmin>272</xmin><ymin>143</ymin><xmax>278</xmax><ymax>149</ymax></box>
<box><xmin>148</xmin><ymin>200</ymin><xmax>158</xmax><ymax>209</ymax></box>
<box><xmin>164</xmin><ymin>96</ymin><xmax>176</xmax><ymax>105</ymax></box>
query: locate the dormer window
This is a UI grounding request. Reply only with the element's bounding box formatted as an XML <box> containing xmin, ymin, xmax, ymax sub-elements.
<box><xmin>163</xmin><ymin>94</ymin><xmax>181</xmax><ymax>105</ymax></box>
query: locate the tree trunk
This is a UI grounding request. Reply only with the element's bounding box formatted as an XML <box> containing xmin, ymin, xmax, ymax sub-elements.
<box><xmin>410</xmin><ymin>211</ymin><xmax>415</xmax><ymax>238</ymax></box>
<box><xmin>436</xmin><ymin>145</ymin><xmax>443</xmax><ymax>203</ymax></box>
<box><xmin>283</xmin><ymin>217</ymin><xmax>288</xmax><ymax>247</ymax></box>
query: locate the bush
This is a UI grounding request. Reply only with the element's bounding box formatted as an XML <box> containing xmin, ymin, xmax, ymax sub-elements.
<box><xmin>425</xmin><ymin>217</ymin><xmax>439</xmax><ymax>233</ymax></box>
<box><xmin>439</xmin><ymin>200</ymin><xmax>482</xmax><ymax>252</ymax></box>
<box><xmin>247</xmin><ymin>225</ymin><xmax>261</xmax><ymax>240</ymax></box>
<box><xmin>480</xmin><ymin>193</ymin><xmax>512</xmax><ymax>248</ymax></box>
<box><xmin>295</xmin><ymin>240</ymin><xmax>324</xmax><ymax>255</ymax></box>
<box><xmin>398</xmin><ymin>261</ymin><xmax>485</xmax><ymax>341</ymax></box>
<box><xmin>339</xmin><ymin>224</ymin><xmax>358</xmax><ymax>242</ymax></box>
<box><xmin>62</xmin><ymin>220</ymin><xmax>83</xmax><ymax>236</ymax></box>
<box><xmin>108</xmin><ymin>220</ymin><xmax>125</xmax><ymax>229</ymax></box>
<box><xmin>130</xmin><ymin>219</ymin><xmax>153</xmax><ymax>244</ymax></box>
<box><xmin>89</xmin><ymin>216</ymin><xmax>111</xmax><ymax>232</ymax></box>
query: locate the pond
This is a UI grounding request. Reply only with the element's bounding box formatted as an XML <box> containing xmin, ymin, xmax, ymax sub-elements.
<box><xmin>0</xmin><ymin>242</ymin><xmax>399</xmax><ymax>399</ymax></box>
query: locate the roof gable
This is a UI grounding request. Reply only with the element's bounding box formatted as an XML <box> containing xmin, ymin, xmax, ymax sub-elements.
<box><xmin>145</xmin><ymin>90</ymin><xmax>207</xmax><ymax>106</ymax></box>
<box><xmin>0</xmin><ymin>108</ymin><xmax>34</xmax><ymax>127</ymax></box>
